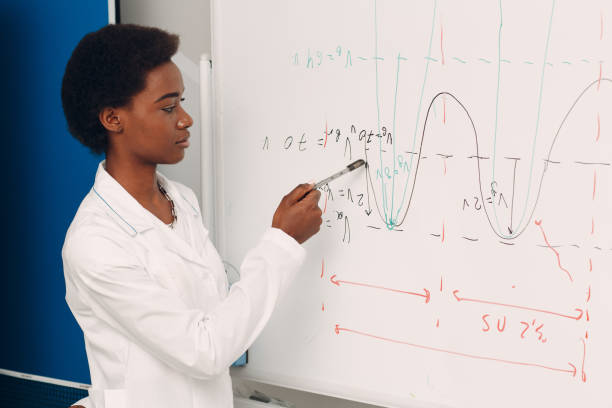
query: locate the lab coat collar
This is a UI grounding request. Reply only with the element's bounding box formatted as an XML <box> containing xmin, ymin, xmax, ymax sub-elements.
<box><xmin>91</xmin><ymin>160</ymin><xmax>198</xmax><ymax>237</ymax></box>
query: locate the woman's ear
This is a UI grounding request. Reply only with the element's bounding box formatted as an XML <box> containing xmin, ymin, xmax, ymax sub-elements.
<box><xmin>98</xmin><ymin>107</ymin><xmax>124</xmax><ymax>134</ymax></box>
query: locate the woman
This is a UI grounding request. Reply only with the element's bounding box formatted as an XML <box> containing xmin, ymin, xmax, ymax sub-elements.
<box><xmin>62</xmin><ymin>24</ymin><xmax>322</xmax><ymax>408</ymax></box>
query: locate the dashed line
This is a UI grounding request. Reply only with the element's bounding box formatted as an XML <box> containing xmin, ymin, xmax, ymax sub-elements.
<box><xmin>598</xmin><ymin>62</ymin><xmax>603</xmax><ymax>90</ymax></box>
<box><xmin>574</xmin><ymin>161</ymin><xmax>610</xmax><ymax>166</ymax></box>
<box><xmin>365</xmin><ymin>229</ymin><xmax>608</xmax><ymax>252</ymax></box>
<box><xmin>443</xmin><ymin>94</ymin><xmax>447</xmax><ymax>124</ymax></box>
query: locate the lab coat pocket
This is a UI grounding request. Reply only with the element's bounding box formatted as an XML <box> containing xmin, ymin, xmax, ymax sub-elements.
<box><xmin>144</xmin><ymin>249</ymin><xmax>183</xmax><ymax>295</ymax></box>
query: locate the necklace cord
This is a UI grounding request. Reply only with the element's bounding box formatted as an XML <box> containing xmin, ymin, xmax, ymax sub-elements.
<box><xmin>157</xmin><ymin>182</ymin><xmax>177</xmax><ymax>228</ymax></box>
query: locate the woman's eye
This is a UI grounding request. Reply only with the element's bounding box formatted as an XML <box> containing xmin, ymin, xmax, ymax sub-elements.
<box><xmin>161</xmin><ymin>98</ymin><xmax>185</xmax><ymax>113</ymax></box>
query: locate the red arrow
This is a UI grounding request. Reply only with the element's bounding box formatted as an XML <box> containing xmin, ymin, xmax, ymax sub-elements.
<box><xmin>335</xmin><ymin>324</ymin><xmax>578</xmax><ymax>377</ymax></box>
<box><xmin>330</xmin><ymin>275</ymin><xmax>430</xmax><ymax>303</ymax></box>
<box><xmin>452</xmin><ymin>290</ymin><xmax>583</xmax><ymax>321</ymax></box>
<box><xmin>568</xmin><ymin>362</ymin><xmax>577</xmax><ymax>377</ymax></box>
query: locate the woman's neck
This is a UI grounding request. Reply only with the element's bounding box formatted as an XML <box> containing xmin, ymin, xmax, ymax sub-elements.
<box><xmin>104</xmin><ymin>154</ymin><xmax>160</xmax><ymax>205</ymax></box>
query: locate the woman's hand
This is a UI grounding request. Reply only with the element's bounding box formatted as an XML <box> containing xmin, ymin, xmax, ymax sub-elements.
<box><xmin>272</xmin><ymin>183</ymin><xmax>322</xmax><ymax>244</ymax></box>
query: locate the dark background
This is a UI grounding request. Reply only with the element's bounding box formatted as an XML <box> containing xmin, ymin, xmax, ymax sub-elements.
<box><xmin>0</xmin><ymin>0</ymin><xmax>114</xmax><ymax>384</ymax></box>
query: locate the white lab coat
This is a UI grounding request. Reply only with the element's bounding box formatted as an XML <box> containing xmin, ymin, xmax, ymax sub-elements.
<box><xmin>63</xmin><ymin>161</ymin><xmax>305</xmax><ymax>408</ymax></box>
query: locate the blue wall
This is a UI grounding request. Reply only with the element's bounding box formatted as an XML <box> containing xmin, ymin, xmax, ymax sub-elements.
<box><xmin>0</xmin><ymin>0</ymin><xmax>109</xmax><ymax>384</ymax></box>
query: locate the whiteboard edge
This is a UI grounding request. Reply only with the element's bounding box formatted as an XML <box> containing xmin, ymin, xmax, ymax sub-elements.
<box><xmin>210</xmin><ymin>0</ymin><xmax>226</xmax><ymax>255</ymax></box>
<box><xmin>0</xmin><ymin>368</ymin><xmax>90</xmax><ymax>390</ymax></box>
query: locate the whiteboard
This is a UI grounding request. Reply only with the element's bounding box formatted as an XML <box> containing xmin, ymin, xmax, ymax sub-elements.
<box><xmin>210</xmin><ymin>1</ymin><xmax>612</xmax><ymax>407</ymax></box>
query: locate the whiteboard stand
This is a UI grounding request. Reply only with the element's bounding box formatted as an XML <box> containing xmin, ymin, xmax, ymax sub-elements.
<box><xmin>199</xmin><ymin>53</ymin><xmax>217</xmax><ymax>244</ymax></box>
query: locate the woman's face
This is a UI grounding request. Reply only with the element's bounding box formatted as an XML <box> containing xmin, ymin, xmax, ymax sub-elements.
<box><xmin>112</xmin><ymin>61</ymin><xmax>193</xmax><ymax>165</ymax></box>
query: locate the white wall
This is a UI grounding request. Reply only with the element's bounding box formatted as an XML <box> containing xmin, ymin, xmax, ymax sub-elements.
<box><xmin>120</xmin><ymin>0</ymin><xmax>211</xmax><ymax>201</ymax></box>
<box><xmin>119</xmin><ymin>2</ymin><xmax>379</xmax><ymax>407</ymax></box>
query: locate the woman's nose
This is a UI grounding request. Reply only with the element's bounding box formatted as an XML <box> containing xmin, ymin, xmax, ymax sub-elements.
<box><xmin>178</xmin><ymin>109</ymin><xmax>193</xmax><ymax>129</ymax></box>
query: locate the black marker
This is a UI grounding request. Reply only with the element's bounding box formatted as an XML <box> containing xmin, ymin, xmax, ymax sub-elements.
<box><xmin>313</xmin><ymin>159</ymin><xmax>366</xmax><ymax>189</ymax></box>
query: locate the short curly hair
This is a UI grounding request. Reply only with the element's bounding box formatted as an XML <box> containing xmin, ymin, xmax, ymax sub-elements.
<box><xmin>61</xmin><ymin>24</ymin><xmax>179</xmax><ymax>155</ymax></box>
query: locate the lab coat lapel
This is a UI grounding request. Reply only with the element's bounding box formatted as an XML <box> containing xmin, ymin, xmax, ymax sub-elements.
<box><xmin>154</xmin><ymin>175</ymin><xmax>208</xmax><ymax>269</ymax></box>
<box><xmin>93</xmin><ymin>160</ymin><xmax>208</xmax><ymax>268</ymax></box>
<box><xmin>92</xmin><ymin>161</ymin><xmax>156</xmax><ymax>236</ymax></box>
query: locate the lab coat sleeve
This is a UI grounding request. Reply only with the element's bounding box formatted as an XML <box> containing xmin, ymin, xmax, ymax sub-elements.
<box><xmin>200</xmin><ymin>227</ymin><xmax>305</xmax><ymax>367</ymax></box>
<box><xmin>63</xmin><ymin>225</ymin><xmax>305</xmax><ymax>380</ymax></box>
